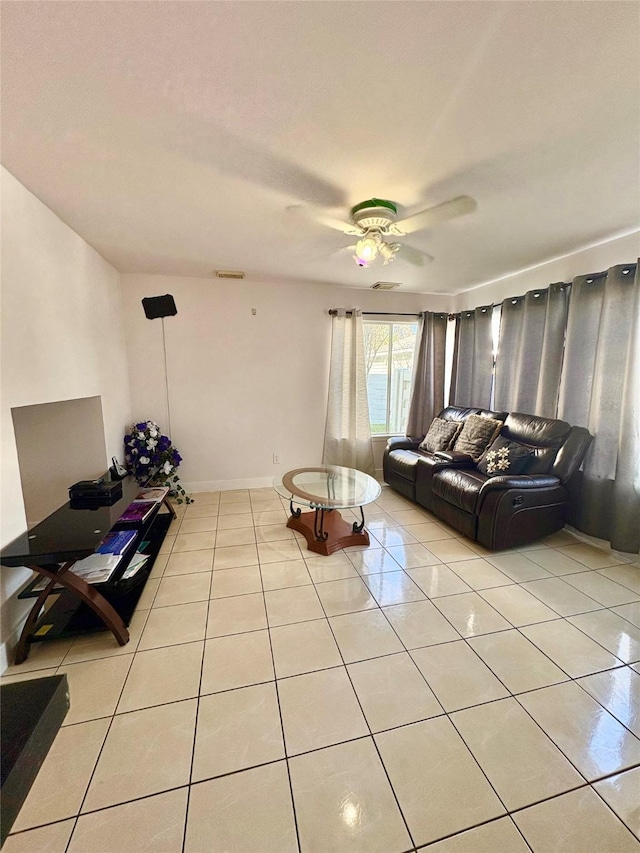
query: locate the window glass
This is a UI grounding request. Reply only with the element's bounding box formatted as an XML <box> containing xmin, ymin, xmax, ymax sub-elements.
<box><xmin>363</xmin><ymin>321</ymin><xmax>418</xmax><ymax>434</ymax></box>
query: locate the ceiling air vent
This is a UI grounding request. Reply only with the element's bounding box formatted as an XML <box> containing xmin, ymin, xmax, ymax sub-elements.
<box><xmin>215</xmin><ymin>270</ymin><xmax>245</xmax><ymax>279</ymax></box>
<box><xmin>371</xmin><ymin>281</ymin><xmax>400</xmax><ymax>290</ymax></box>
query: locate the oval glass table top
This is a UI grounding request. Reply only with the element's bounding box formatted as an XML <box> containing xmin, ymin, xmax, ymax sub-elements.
<box><xmin>274</xmin><ymin>466</ymin><xmax>381</xmax><ymax>510</ymax></box>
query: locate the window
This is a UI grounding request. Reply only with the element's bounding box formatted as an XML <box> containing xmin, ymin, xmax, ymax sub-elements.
<box><xmin>363</xmin><ymin>320</ymin><xmax>418</xmax><ymax>435</ymax></box>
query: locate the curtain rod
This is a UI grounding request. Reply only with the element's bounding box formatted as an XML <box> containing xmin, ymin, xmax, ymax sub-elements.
<box><xmin>328</xmin><ymin>309</ymin><xmax>457</xmax><ymax>320</ymax></box>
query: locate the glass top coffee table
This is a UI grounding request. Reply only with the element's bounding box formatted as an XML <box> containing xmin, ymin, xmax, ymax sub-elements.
<box><xmin>273</xmin><ymin>466</ymin><xmax>381</xmax><ymax>556</ymax></box>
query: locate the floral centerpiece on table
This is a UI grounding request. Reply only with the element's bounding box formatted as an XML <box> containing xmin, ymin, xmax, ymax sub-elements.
<box><xmin>124</xmin><ymin>420</ymin><xmax>193</xmax><ymax>504</ymax></box>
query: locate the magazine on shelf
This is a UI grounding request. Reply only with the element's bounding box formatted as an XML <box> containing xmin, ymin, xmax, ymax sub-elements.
<box><xmin>118</xmin><ymin>500</ymin><xmax>158</xmax><ymax>523</ymax></box>
<box><xmin>134</xmin><ymin>487</ymin><xmax>170</xmax><ymax>503</ymax></box>
<box><xmin>96</xmin><ymin>529</ymin><xmax>138</xmax><ymax>555</ymax></box>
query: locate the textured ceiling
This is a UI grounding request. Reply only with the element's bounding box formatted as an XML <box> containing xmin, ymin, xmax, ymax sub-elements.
<box><xmin>2</xmin><ymin>1</ymin><xmax>639</xmax><ymax>293</ymax></box>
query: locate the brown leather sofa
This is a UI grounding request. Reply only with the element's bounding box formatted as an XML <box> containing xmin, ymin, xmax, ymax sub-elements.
<box><xmin>383</xmin><ymin>407</ymin><xmax>592</xmax><ymax>551</ymax></box>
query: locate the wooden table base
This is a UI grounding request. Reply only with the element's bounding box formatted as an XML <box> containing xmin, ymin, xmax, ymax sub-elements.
<box><xmin>287</xmin><ymin>509</ymin><xmax>369</xmax><ymax>556</ymax></box>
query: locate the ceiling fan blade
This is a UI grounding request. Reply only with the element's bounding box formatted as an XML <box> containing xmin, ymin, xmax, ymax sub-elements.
<box><xmin>397</xmin><ymin>243</ymin><xmax>435</xmax><ymax>266</ymax></box>
<box><xmin>286</xmin><ymin>204</ymin><xmax>360</xmax><ymax>235</ymax></box>
<box><xmin>394</xmin><ymin>195</ymin><xmax>477</xmax><ymax>235</ymax></box>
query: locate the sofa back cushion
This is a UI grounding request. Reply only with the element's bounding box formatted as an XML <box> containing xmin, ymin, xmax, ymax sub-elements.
<box><xmin>453</xmin><ymin>414</ymin><xmax>503</xmax><ymax>461</ymax></box>
<box><xmin>419</xmin><ymin>418</ymin><xmax>463</xmax><ymax>453</ymax></box>
<box><xmin>477</xmin><ymin>435</ymin><xmax>535</xmax><ymax>476</ymax></box>
<box><xmin>501</xmin><ymin>412</ymin><xmax>571</xmax><ymax>474</ymax></box>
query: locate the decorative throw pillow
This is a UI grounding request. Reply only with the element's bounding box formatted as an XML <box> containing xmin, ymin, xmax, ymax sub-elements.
<box><xmin>477</xmin><ymin>435</ymin><xmax>535</xmax><ymax>476</ymax></box>
<box><xmin>419</xmin><ymin>418</ymin><xmax>463</xmax><ymax>453</ymax></box>
<box><xmin>452</xmin><ymin>414</ymin><xmax>503</xmax><ymax>461</ymax></box>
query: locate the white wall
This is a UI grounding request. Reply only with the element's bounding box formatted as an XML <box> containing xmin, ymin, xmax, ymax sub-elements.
<box><xmin>0</xmin><ymin>167</ymin><xmax>132</xmax><ymax>670</ymax></box>
<box><xmin>452</xmin><ymin>231</ymin><xmax>639</xmax><ymax>310</ymax></box>
<box><xmin>120</xmin><ymin>274</ymin><xmax>449</xmax><ymax>490</ymax></box>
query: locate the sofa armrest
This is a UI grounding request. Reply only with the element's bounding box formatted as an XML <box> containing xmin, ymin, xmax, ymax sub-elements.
<box><xmin>434</xmin><ymin>451</ymin><xmax>476</xmax><ymax>465</ymax></box>
<box><xmin>479</xmin><ymin>474</ymin><xmax>560</xmax><ymax>495</ymax></box>
<box><xmin>386</xmin><ymin>436</ymin><xmax>422</xmax><ymax>452</ymax></box>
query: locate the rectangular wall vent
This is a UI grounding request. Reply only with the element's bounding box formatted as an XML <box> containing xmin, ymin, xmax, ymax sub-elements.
<box><xmin>371</xmin><ymin>281</ymin><xmax>400</xmax><ymax>290</ymax></box>
<box><xmin>215</xmin><ymin>270</ymin><xmax>245</xmax><ymax>279</ymax></box>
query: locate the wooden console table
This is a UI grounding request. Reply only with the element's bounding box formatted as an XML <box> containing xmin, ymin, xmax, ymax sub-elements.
<box><xmin>1</xmin><ymin>477</ymin><xmax>174</xmax><ymax>664</ymax></box>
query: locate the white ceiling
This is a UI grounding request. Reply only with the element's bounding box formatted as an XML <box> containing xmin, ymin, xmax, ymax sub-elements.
<box><xmin>2</xmin><ymin>1</ymin><xmax>639</xmax><ymax>293</ymax></box>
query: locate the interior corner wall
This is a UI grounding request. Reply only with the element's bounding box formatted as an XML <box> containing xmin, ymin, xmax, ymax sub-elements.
<box><xmin>0</xmin><ymin>167</ymin><xmax>132</xmax><ymax>672</ymax></box>
<box><xmin>120</xmin><ymin>274</ymin><xmax>449</xmax><ymax>489</ymax></box>
<box><xmin>451</xmin><ymin>232</ymin><xmax>640</xmax><ymax>311</ymax></box>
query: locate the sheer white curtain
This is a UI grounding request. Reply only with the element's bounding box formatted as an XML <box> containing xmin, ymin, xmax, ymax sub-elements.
<box><xmin>322</xmin><ymin>309</ymin><xmax>375</xmax><ymax>476</ymax></box>
<box><xmin>557</xmin><ymin>262</ymin><xmax>639</xmax><ymax>553</ymax></box>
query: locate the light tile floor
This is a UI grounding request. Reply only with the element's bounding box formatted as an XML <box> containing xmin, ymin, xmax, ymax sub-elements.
<box><xmin>2</xmin><ymin>486</ymin><xmax>640</xmax><ymax>852</ymax></box>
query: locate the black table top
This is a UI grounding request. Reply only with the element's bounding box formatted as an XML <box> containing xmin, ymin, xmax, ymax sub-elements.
<box><xmin>0</xmin><ymin>476</ymin><xmax>146</xmax><ymax>566</ymax></box>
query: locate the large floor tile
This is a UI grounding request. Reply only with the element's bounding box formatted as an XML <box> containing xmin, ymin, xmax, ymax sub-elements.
<box><xmin>403</xmin><ymin>521</ymin><xmax>455</xmax><ymax>542</ymax></box>
<box><xmin>468</xmin><ymin>629</ymin><xmax>567</xmax><ymax>693</ymax></box>
<box><xmin>424</xmin><ymin>817</ymin><xmax>530</xmax><ymax>853</ymax></box>
<box><xmin>562</xmin><ymin>569</ymin><xmax>639</xmax><ymax>607</ymax></box>
<box><xmin>277</xmin><ymin>666</ymin><xmax>368</xmax><ymax>755</ymax></box>
<box><xmin>264</xmin><ymin>584</ymin><xmax>324</xmax><ymax>626</ymax></box>
<box><xmin>577</xmin><ymin>666</ymin><xmax>640</xmax><ymax>737</ymax></box>
<box><xmin>179</xmin><ymin>516</ymin><xmax>218</xmax><ymax>534</ymax></box>
<box><xmin>139</xmin><ymin>601</ymin><xmax>208</xmax><ymax>650</ymax></box>
<box><xmin>213</xmin><ymin>526</ymin><xmax>255</xmax><ymax>547</ymax></box>
<box><xmin>209</xmin><ymin>564</ymin><xmax>262</xmax><ymax>598</ymax></box>
<box><xmin>305</xmin><ymin>552</ymin><xmax>359</xmax><ymax>582</ymax></box>
<box><xmin>136</xmin><ymin>576</ymin><xmax>160</xmax><ymax>609</ymax></box>
<box><xmin>568</xmin><ymin>609</ymin><xmax>640</xmax><ymax>664</ymax></box>
<box><xmin>57</xmin><ymin>654</ymin><xmax>133</xmax><ymax>724</ymax></box>
<box><xmin>597</xmin><ymin>565</ymin><xmax>640</xmax><ymax>595</ymax></box>
<box><xmin>62</xmin><ymin>608</ymin><xmax>149</xmax><ymax>664</ymax></box>
<box><xmin>117</xmin><ymin>641</ymin><xmax>204</xmax><ymax>713</ymax></box>
<box><xmin>386</xmin><ymin>508</ymin><xmax>433</xmax><ymax>526</ymax></box>
<box><xmin>253</xmin><ymin>509</ymin><xmax>289</xmax><ymax>526</ymax></box>
<box><xmin>69</xmin><ymin>788</ymin><xmax>187</xmax><ymax>853</ymax></box>
<box><xmin>612</xmin><ymin>602</ymin><xmax>640</xmax><ymax>628</ymax></box>
<box><xmin>185</xmin><ymin>762</ymin><xmax>297</xmax><ymax>853</ymax></box>
<box><xmin>513</xmin><ymin>786</ymin><xmax>640</xmax><ymax>852</ymax></box>
<box><xmin>192</xmin><ymin>682</ymin><xmax>284</xmax><ymax>781</ymax></box>
<box><xmin>2</xmin><ymin>638</ymin><xmax>74</xmax><ymax>676</ymax></box>
<box><xmin>405</xmin><ymin>563</ymin><xmax>472</xmax><ymax>598</ymax></box>
<box><xmin>447</xmin><ymin>558</ymin><xmax>513</xmax><ymax>590</ymax></box>
<box><xmin>370</xmin><ymin>525</ymin><xmax>418</xmax><ymax>548</ymax></box>
<box><xmin>521</xmin><ymin>575</ymin><xmax>603</xmax><ymax>616</ymax></box>
<box><xmin>478</xmin><ymin>584</ymin><xmax>559</xmax><ymax>626</ymax></box>
<box><xmin>213</xmin><ymin>543</ymin><xmax>258</xmax><ymax>569</ymax></box>
<box><xmin>522</xmin><ymin>619</ymin><xmax>623</xmax><ymax>677</ymax></box>
<box><xmin>527</xmin><ymin>548</ymin><xmax>591</xmax><ymax>576</ymax></box>
<box><xmin>201</xmin><ymin>629</ymin><xmax>273</xmax><ymax>693</ymax></box>
<box><xmin>255</xmin><ymin>522</ymin><xmax>295</xmax><ymax>543</ymax></box>
<box><xmin>206</xmin><ymin>592</ymin><xmax>267</xmax><ymax>637</ymax></box>
<box><xmin>363</xmin><ymin>570</ymin><xmax>426</xmax><ymax>606</ymax></box>
<box><xmin>347</xmin><ymin>547</ymin><xmax>403</xmax><ymax>575</ymax></box>
<box><xmin>290</xmin><ymin>737</ymin><xmax>412</xmax><ymax>853</ymax></box>
<box><xmin>518</xmin><ymin>680</ymin><xmax>640</xmax><ymax>780</ymax></box>
<box><xmin>3</xmin><ymin>820</ymin><xmax>75</xmax><ymax>853</ymax></box>
<box><xmin>12</xmin><ymin>718</ymin><xmax>109</xmax><ymax>831</ymax></box>
<box><xmin>594</xmin><ymin>767</ymin><xmax>640</xmax><ymax>839</ymax></box>
<box><xmin>218</xmin><ymin>500</ymin><xmax>251</xmax><ymax>516</ymax></box>
<box><xmin>485</xmin><ymin>551</ymin><xmax>553</xmax><ymax>583</ymax></box>
<box><xmin>348</xmin><ymin>652</ymin><xmax>442</xmax><ymax>731</ymax></box>
<box><xmin>184</xmin><ymin>504</ymin><xmax>219</xmax><ymax>519</ymax></box>
<box><xmin>259</xmin><ymin>558</ymin><xmax>312</xmax><ymax>590</ymax></box>
<box><xmin>376</xmin><ymin>716</ymin><xmax>505</xmax><ymax>847</ymax></box>
<box><xmin>172</xmin><ymin>531</ymin><xmax>217</xmax><ymax>552</ymax></box>
<box><xmin>217</xmin><ymin>512</ymin><xmax>257</xmax><ymax>530</ymax></box>
<box><xmin>163</xmin><ymin>548</ymin><xmax>213</xmax><ymax>577</ymax></box>
<box><xmin>385</xmin><ymin>541</ymin><xmax>442</xmax><ymax>569</ymax></box>
<box><xmin>557</xmin><ymin>542</ymin><xmax>624</xmax><ymax>569</ymax></box>
<box><xmin>153</xmin><ymin>571</ymin><xmax>212</xmax><ymax>607</ymax></box>
<box><xmin>257</xmin><ymin>540</ymin><xmax>302</xmax><ymax>564</ymax></box>
<box><xmin>451</xmin><ymin>697</ymin><xmax>583</xmax><ymax>811</ymax></box>
<box><xmin>383</xmin><ymin>600</ymin><xmax>461</xmax><ymax>648</ymax></box>
<box><xmin>82</xmin><ymin>699</ymin><xmax>196</xmax><ymax>812</ymax></box>
<box><xmin>425</xmin><ymin>538</ymin><xmax>480</xmax><ymax>563</ymax></box>
<box><xmin>314</xmin><ymin>576</ymin><xmax>378</xmax><ymax>617</ymax></box>
<box><xmin>432</xmin><ymin>592</ymin><xmax>512</xmax><ymax>638</ymax></box>
<box><xmin>329</xmin><ymin>609</ymin><xmax>404</xmax><ymax>662</ymax></box>
<box><xmin>412</xmin><ymin>640</ymin><xmax>509</xmax><ymax>711</ymax></box>
<box><xmin>271</xmin><ymin>618</ymin><xmax>342</xmax><ymax>677</ymax></box>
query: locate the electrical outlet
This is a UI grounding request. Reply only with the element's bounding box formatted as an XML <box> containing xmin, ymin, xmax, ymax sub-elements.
<box><xmin>273</xmin><ymin>452</ymin><xmax>280</xmax><ymax>464</ymax></box>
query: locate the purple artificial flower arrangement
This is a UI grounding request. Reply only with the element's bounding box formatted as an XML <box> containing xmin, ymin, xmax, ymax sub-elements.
<box><xmin>124</xmin><ymin>420</ymin><xmax>193</xmax><ymax>504</ymax></box>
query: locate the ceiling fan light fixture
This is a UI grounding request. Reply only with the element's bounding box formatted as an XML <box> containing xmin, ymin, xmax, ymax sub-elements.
<box><xmin>379</xmin><ymin>241</ymin><xmax>400</xmax><ymax>264</ymax></box>
<box><xmin>353</xmin><ymin>234</ymin><xmax>380</xmax><ymax>266</ymax></box>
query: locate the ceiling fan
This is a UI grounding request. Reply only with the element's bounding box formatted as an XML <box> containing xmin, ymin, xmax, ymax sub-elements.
<box><xmin>292</xmin><ymin>195</ymin><xmax>477</xmax><ymax>268</ymax></box>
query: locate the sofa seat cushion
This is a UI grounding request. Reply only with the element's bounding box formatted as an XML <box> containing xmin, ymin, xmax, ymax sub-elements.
<box><xmin>387</xmin><ymin>450</ymin><xmax>429</xmax><ymax>483</ymax></box>
<box><xmin>432</xmin><ymin>468</ymin><xmax>488</xmax><ymax>514</ymax></box>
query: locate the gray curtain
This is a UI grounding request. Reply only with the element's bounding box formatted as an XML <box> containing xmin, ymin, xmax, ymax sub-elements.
<box><xmin>322</xmin><ymin>309</ymin><xmax>375</xmax><ymax>476</ymax></box>
<box><xmin>449</xmin><ymin>305</ymin><xmax>493</xmax><ymax>409</ymax></box>
<box><xmin>557</xmin><ymin>263</ymin><xmax>639</xmax><ymax>553</ymax></box>
<box><xmin>406</xmin><ymin>312</ymin><xmax>447</xmax><ymax>438</ymax></box>
<box><xmin>494</xmin><ymin>283</ymin><xmax>570</xmax><ymax>416</ymax></box>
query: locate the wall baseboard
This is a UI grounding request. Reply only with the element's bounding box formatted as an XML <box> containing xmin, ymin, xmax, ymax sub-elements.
<box><xmin>184</xmin><ymin>476</ymin><xmax>276</xmax><ymax>494</ymax></box>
